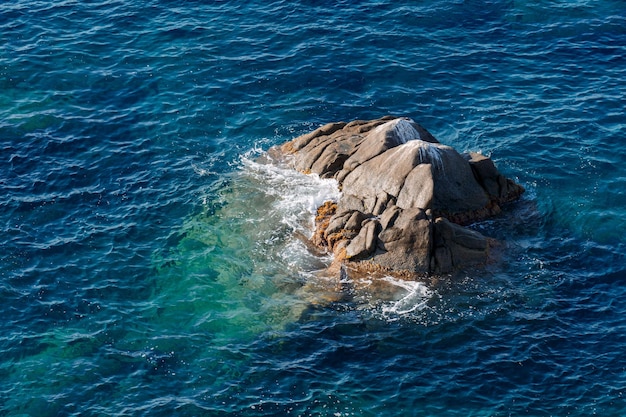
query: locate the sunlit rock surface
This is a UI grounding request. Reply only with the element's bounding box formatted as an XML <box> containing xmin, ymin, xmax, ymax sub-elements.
<box><xmin>271</xmin><ymin>116</ymin><xmax>524</xmax><ymax>276</ymax></box>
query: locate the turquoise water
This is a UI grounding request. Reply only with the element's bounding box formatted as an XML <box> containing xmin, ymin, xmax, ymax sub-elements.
<box><xmin>2</xmin><ymin>1</ymin><xmax>626</xmax><ymax>415</ymax></box>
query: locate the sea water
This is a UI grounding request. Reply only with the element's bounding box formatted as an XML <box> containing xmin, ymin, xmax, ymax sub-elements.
<box><xmin>1</xmin><ymin>1</ymin><xmax>626</xmax><ymax>415</ymax></box>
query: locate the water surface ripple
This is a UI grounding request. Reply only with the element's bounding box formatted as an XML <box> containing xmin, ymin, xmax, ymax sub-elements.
<box><xmin>1</xmin><ymin>1</ymin><xmax>626</xmax><ymax>416</ymax></box>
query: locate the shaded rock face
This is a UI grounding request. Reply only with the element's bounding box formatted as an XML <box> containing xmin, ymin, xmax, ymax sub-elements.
<box><xmin>273</xmin><ymin>116</ymin><xmax>524</xmax><ymax>276</ymax></box>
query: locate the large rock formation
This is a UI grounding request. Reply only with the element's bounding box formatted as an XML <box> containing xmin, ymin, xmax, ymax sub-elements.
<box><xmin>270</xmin><ymin>116</ymin><xmax>524</xmax><ymax>277</ymax></box>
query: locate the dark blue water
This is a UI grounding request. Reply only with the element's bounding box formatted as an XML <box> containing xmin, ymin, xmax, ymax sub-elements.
<box><xmin>2</xmin><ymin>1</ymin><xmax>626</xmax><ymax>415</ymax></box>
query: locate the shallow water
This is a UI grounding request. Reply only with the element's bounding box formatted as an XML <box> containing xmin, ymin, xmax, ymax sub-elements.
<box><xmin>2</xmin><ymin>1</ymin><xmax>626</xmax><ymax>415</ymax></box>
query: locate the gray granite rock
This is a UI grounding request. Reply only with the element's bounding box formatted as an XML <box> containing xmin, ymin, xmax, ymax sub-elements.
<box><xmin>274</xmin><ymin>116</ymin><xmax>524</xmax><ymax>276</ymax></box>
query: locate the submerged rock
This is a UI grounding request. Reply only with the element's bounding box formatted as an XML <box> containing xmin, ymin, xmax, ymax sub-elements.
<box><xmin>271</xmin><ymin>116</ymin><xmax>524</xmax><ymax>277</ymax></box>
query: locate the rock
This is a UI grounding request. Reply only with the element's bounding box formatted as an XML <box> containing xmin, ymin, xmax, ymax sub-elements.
<box><xmin>345</xmin><ymin>218</ymin><xmax>380</xmax><ymax>259</ymax></box>
<box><xmin>372</xmin><ymin>207</ymin><xmax>432</xmax><ymax>273</ymax></box>
<box><xmin>466</xmin><ymin>152</ymin><xmax>525</xmax><ymax>205</ymax></box>
<box><xmin>272</xmin><ymin>116</ymin><xmax>524</xmax><ymax>277</ymax></box>
<box><xmin>432</xmin><ymin>217</ymin><xmax>489</xmax><ymax>273</ymax></box>
<box><xmin>341</xmin><ymin>138</ymin><xmax>491</xmax><ymax>218</ymax></box>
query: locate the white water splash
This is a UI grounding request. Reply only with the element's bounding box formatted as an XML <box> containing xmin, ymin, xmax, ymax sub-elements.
<box><xmin>408</xmin><ymin>139</ymin><xmax>445</xmax><ymax>171</ymax></box>
<box><xmin>200</xmin><ymin>150</ymin><xmax>440</xmax><ymax>322</ymax></box>
<box><xmin>380</xmin><ymin>276</ymin><xmax>434</xmax><ymax>319</ymax></box>
<box><xmin>374</xmin><ymin>119</ymin><xmax>445</xmax><ymax>171</ymax></box>
<box><xmin>375</xmin><ymin>118</ymin><xmax>421</xmax><ymax>144</ymax></box>
<box><xmin>192</xmin><ymin>164</ymin><xmax>217</xmax><ymax>177</ymax></box>
<box><xmin>240</xmin><ymin>154</ymin><xmax>341</xmax><ymax>234</ymax></box>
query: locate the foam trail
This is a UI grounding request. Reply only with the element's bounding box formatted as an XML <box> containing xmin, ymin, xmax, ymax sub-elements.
<box><xmin>380</xmin><ymin>276</ymin><xmax>434</xmax><ymax>319</ymax></box>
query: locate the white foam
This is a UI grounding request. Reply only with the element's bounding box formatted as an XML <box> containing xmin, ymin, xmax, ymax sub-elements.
<box><xmin>380</xmin><ymin>276</ymin><xmax>434</xmax><ymax>318</ymax></box>
<box><xmin>192</xmin><ymin>164</ymin><xmax>216</xmax><ymax>177</ymax></box>
<box><xmin>240</xmin><ymin>153</ymin><xmax>341</xmax><ymax>235</ymax></box>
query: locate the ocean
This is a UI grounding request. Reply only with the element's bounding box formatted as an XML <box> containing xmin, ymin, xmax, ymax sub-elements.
<box><xmin>1</xmin><ymin>1</ymin><xmax>626</xmax><ymax>415</ymax></box>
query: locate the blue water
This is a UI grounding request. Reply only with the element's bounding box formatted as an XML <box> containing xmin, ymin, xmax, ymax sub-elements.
<box><xmin>2</xmin><ymin>1</ymin><xmax>626</xmax><ymax>415</ymax></box>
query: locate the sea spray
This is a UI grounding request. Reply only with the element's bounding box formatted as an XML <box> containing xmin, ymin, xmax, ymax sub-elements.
<box><xmin>380</xmin><ymin>276</ymin><xmax>434</xmax><ymax>319</ymax></box>
<box><xmin>240</xmin><ymin>152</ymin><xmax>341</xmax><ymax>236</ymax></box>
